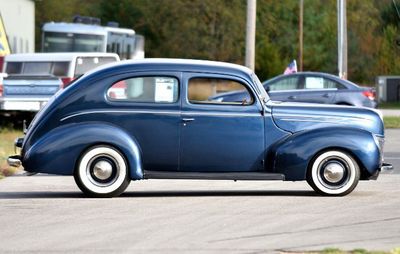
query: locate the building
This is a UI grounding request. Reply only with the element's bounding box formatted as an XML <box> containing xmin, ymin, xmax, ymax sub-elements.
<box><xmin>0</xmin><ymin>0</ymin><xmax>35</xmax><ymax>54</ymax></box>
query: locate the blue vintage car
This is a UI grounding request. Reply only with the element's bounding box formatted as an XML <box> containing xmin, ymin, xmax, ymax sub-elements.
<box><xmin>7</xmin><ymin>59</ymin><xmax>391</xmax><ymax>197</ymax></box>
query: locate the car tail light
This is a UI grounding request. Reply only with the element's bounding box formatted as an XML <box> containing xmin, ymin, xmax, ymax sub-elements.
<box><xmin>0</xmin><ymin>83</ymin><xmax>3</xmax><ymax>97</ymax></box>
<box><xmin>362</xmin><ymin>90</ymin><xmax>375</xmax><ymax>100</ymax></box>
<box><xmin>61</xmin><ymin>77</ymin><xmax>74</xmax><ymax>88</ymax></box>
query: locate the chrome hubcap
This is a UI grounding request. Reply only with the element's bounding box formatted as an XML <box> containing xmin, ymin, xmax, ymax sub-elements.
<box><xmin>323</xmin><ymin>162</ymin><xmax>345</xmax><ymax>183</ymax></box>
<box><xmin>93</xmin><ymin>160</ymin><xmax>113</xmax><ymax>180</ymax></box>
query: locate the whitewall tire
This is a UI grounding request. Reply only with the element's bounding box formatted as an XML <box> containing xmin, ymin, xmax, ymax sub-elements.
<box><xmin>307</xmin><ymin>150</ymin><xmax>360</xmax><ymax>196</ymax></box>
<box><xmin>74</xmin><ymin>146</ymin><xmax>130</xmax><ymax>198</ymax></box>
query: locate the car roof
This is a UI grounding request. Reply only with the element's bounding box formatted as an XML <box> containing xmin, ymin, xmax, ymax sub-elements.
<box><xmin>85</xmin><ymin>58</ymin><xmax>254</xmax><ymax>77</ymax></box>
<box><xmin>5</xmin><ymin>53</ymin><xmax>120</xmax><ymax>62</ymax></box>
<box><xmin>263</xmin><ymin>71</ymin><xmax>358</xmax><ymax>88</ymax></box>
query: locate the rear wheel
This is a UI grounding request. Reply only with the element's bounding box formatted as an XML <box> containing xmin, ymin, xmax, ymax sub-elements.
<box><xmin>74</xmin><ymin>145</ymin><xmax>130</xmax><ymax>198</ymax></box>
<box><xmin>307</xmin><ymin>150</ymin><xmax>360</xmax><ymax>196</ymax></box>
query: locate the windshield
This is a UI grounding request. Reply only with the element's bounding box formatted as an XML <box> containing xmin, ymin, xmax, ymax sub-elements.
<box><xmin>43</xmin><ymin>32</ymin><xmax>104</xmax><ymax>52</ymax></box>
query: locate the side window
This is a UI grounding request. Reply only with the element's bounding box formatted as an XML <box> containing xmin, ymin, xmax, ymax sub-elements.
<box><xmin>304</xmin><ymin>77</ymin><xmax>324</xmax><ymax>89</ymax></box>
<box><xmin>5</xmin><ymin>62</ymin><xmax>23</xmax><ymax>74</ymax></box>
<box><xmin>304</xmin><ymin>76</ymin><xmax>344</xmax><ymax>89</ymax></box>
<box><xmin>324</xmin><ymin>78</ymin><xmax>345</xmax><ymax>89</ymax></box>
<box><xmin>107</xmin><ymin>76</ymin><xmax>179</xmax><ymax>103</ymax></box>
<box><xmin>269</xmin><ymin>77</ymin><xmax>299</xmax><ymax>91</ymax></box>
<box><xmin>188</xmin><ymin>77</ymin><xmax>254</xmax><ymax>105</ymax></box>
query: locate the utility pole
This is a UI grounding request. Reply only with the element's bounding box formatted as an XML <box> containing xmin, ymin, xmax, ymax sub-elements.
<box><xmin>245</xmin><ymin>0</ymin><xmax>256</xmax><ymax>71</ymax></box>
<box><xmin>337</xmin><ymin>0</ymin><xmax>347</xmax><ymax>79</ymax></box>
<box><xmin>299</xmin><ymin>0</ymin><xmax>303</xmax><ymax>71</ymax></box>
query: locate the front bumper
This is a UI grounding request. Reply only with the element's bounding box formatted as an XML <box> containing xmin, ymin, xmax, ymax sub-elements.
<box><xmin>7</xmin><ymin>155</ymin><xmax>22</xmax><ymax>167</ymax></box>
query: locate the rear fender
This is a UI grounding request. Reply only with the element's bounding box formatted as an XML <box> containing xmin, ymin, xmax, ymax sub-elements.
<box><xmin>23</xmin><ymin>123</ymin><xmax>144</xmax><ymax>180</ymax></box>
<box><xmin>269</xmin><ymin>127</ymin><xmax>380</xmax><ymax>180</ymax></box>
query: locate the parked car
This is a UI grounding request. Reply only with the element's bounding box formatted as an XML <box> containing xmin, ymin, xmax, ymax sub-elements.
<box><xmin>8</xmin><ymin>59</ymin><xmax>391</xmax><ymax>198</ymax></box>
<box><xmin>211</xmin><ymin>72</ymin><xmax>377</xmax><ymax>108</ymax></box>
<box><xmin>0</xmin><ymin>52</ymin><xmax>119</xmax><ymax>112</ymax></box>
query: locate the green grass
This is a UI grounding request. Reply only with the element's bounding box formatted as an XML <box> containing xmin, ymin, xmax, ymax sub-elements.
<box><xmin>0</xmin><ymin>128</ymin><xmax>23</xmax><ymax>178</ymax></box>
<box><xmin>281</xmin><ymin>248</ymin><xmax>400</xmax><ymax>254</ymax></box>
<box><xmin>384</xmin><ymin>116</ymin><xmax>400</xmax><ymax>129</ymax></box>
<box><xmin>378</xmin><ymin>102</ymin><xmax>400</xmax><ymax>109</ymax></box>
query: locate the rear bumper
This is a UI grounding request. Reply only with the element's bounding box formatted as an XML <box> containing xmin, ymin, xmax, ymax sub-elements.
<box><xmin>0</xmin><ymin>98</ymin><xmax>49</xmax><ymax>111</ymax></box>
<box><xmin>381</xmin><ymin>162</ymin><xmax>394</xmax><ymax>171</ymax></box>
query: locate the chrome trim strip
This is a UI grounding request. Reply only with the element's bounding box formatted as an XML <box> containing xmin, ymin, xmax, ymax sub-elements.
<box><xmin>273</xmin><ymin>113</ymin><xmax>371</xmax><ymax>121</ymax></box>
<box><xmin>278</xmin><ymin>118</ymin><xmax>357</xmax><ymax>124</ymax></box>
<box><xmin>61</xmin><ymin>110</ymin><xmax>260</xmax><ymax>121</ymax></box>
<box><xmin>61</xmin><ymin>110</ymin><xmax>180</xmax><ymax>121</ymax></box>
<box><xmin>182</xmin><ymin>111</ymin><xmax>260</xmax><ymax>117</ymax></box>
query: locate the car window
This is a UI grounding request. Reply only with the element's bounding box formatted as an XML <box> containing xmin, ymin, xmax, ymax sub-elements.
<box><xmin>5</xmin><ymin>61</ymin><xmax>69</xmax><ymax>76</ymax></box>
<box><xmin>324</xmin><ymin>78</ymin><xmax>346</xmax><ymax>89</ymax></box>
<box><xmin>23</xmin><ymin>62</ymin><xmax>52</xmax><ymax>75</ymax></box>
<box><xmin>74</xmin><ymin>57</ymin><xmax>117</xmax><ymax>77</ymax></box>
<box><xmin>5</xmin><ymin>62</ymin><xmax>23</xmax><ymax>74</ymax></box>
<box><xmin>188</xmin><ymin>77</ymin><xmax>254</xmax><ymax>105</ymax></box>
<box><xmin>268</xmin><ymin>76</ymin><xmax>299</xmax><ymax>91</ymax></box>
<box><xmin>107</xmin><ymin>76</ymin><xmax>179</xmax><ymax>103</ymax></box>
<box><xmin>304</xmin><ymin>77</ymin><xmax>345</xmax><ymax>89</ymax></box>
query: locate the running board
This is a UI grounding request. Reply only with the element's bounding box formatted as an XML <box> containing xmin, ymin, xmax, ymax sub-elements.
<box><xmin>144</xmin><ymin>171</ymin><xmax>285</xmax><ymax>181</ymax></box>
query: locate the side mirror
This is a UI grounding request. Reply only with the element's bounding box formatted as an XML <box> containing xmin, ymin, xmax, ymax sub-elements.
<box><xmin>265</xmin><ymin>86</ymin><xmax>270</xmax><ymax>92</ymax></box>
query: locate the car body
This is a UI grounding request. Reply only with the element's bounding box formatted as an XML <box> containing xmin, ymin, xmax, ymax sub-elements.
<box><xmin>211</xmin><ymin>72</ymin><xmax>377</xmax><ymax>108</ymax></box>
<box><xmin>0</xmin><ymin>52</ymin><xmax>119</xmax><ymax>112</ymax></box>
<box><xmin>7</xmin><ymin>59</ymin><xmax>390</xmax><ymax>197</ymax></box>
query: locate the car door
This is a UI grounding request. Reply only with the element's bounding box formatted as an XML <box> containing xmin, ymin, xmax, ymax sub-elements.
<box><xmin>294</xmin><ymin>75</ymin><xmax>337</xmax><ymax>104</ymax></box>
<box><xmin>106</xmin><ymin>72</ymin><xmax>181</xmax><ymax>171</ymax></box>
<box><xmin>180</xmin><ymin>73</ymin><xmax>265</xmax><ymax>172</ymax></box>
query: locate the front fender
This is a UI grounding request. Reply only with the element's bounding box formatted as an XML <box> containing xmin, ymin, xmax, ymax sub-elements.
<box><xmin>23</xmin><ymin>123</ymin><xmax>144</xmax><ymax>180</ymax></box>
<box><xmin>270</xmin><ymin>127</ymin><xmax>380</xmax><ymax>180</ymax></box>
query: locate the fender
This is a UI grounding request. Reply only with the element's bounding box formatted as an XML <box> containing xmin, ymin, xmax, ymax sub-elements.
<box><xmin>23</xmin><ymin>123</ymin><xmax>144</xmax><ymax>180</ymax></box>
<box><xmin>269</xmin><ymin>127</ymin><xmax>380</xmax><ymax>181</ymax></box>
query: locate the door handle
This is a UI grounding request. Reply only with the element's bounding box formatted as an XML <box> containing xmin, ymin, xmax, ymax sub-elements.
<box><xmin>322</xmin><ymin>93</ymin><xmax>331</xmax><ymax>98</ymax></box>
<box><xmin>182</xmin><ymin>118</ymin><xmax>195</xmax><ymax>122</ymax></box>
<box><xmin>288</xmin><ymin>95</ymin><xmax>296</xmax><ymax>100</ymax></box>
<box><xmin>182</xmin><ymin>118</ymin><xmax>195</xmax><ymax>126</ymax></box>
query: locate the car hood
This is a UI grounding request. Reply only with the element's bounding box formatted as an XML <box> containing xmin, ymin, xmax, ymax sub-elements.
<box><xmin>270</xmin><ymin>101</ymin><xmax>384</xmax><ymax>136</ymax></box>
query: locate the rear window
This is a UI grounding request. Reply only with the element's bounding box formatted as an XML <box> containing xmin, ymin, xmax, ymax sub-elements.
<box><xmin>74</xmin><ymin>57</ymin><xmax>117</xmax><ymax>77</ymax></box>
<box><xmin>5</xmin><ymin>62</ymin><xmax>22</xmax><ymax>74</ymax></box>
<box><xmin>5</xmin><ymin>61</ymin><xmax>69</xmax><ymax>76</ymax></box>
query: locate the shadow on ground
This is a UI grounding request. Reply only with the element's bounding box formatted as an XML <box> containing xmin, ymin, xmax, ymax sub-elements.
<box><xmin>0</xmin><ymin>190</ymin><xmax>318</xmax><ymax>199</ymax></box>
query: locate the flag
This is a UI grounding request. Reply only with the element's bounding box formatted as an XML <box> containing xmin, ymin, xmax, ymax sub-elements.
<box><xmin>283</xmin><ymin>59</ymin><xmax>297</xmax><ymax>74</ymax></box>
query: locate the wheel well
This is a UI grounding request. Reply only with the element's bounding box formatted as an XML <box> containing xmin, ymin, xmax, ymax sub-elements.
<box><xmin>307</xmin><ymin>147</ymin><xmax>370</xmax><ymax>180</ymax></box>
<box><xmin>336</xmin><ymin>102</ymin><xmax>353</xmax><ymax>106</ymax></box>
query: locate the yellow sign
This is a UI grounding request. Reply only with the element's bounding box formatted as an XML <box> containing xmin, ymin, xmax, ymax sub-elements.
<box><xmin>0</xmin><ymin>13</ymin><xmax>11</xmax><ymax>56</ymax></box>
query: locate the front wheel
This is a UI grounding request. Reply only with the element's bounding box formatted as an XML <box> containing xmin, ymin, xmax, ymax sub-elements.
<box><xmin>74</xmin><ymin>145</ymin><xmax>130</xmax><ymax>198</ymax></box>
<box><xmin>307</xmin><ymin>150</ymin><xmax>360</xmax><ymax>196</ymax></box>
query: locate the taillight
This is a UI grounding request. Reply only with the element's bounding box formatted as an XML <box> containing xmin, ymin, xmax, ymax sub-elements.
<box><xmin>0</xmin><ymin>83</ymin><xmax>3</xmax><ymax>97</ymax></box>
<box><xmin>362</xmin><ymin>90</ymin><xmax>375</xmax><ymax>100</ymax></box>
<box><xmin>61</xmin><ymin>77</ymin><xmax>73</xmax><ymax>88</ymax></box>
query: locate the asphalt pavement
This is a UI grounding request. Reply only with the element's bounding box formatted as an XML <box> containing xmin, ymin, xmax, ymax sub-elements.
<box><xmin>0</xmin><ymin>130</ymin><xmax>399</xmax><ymax>253</ymax></box>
